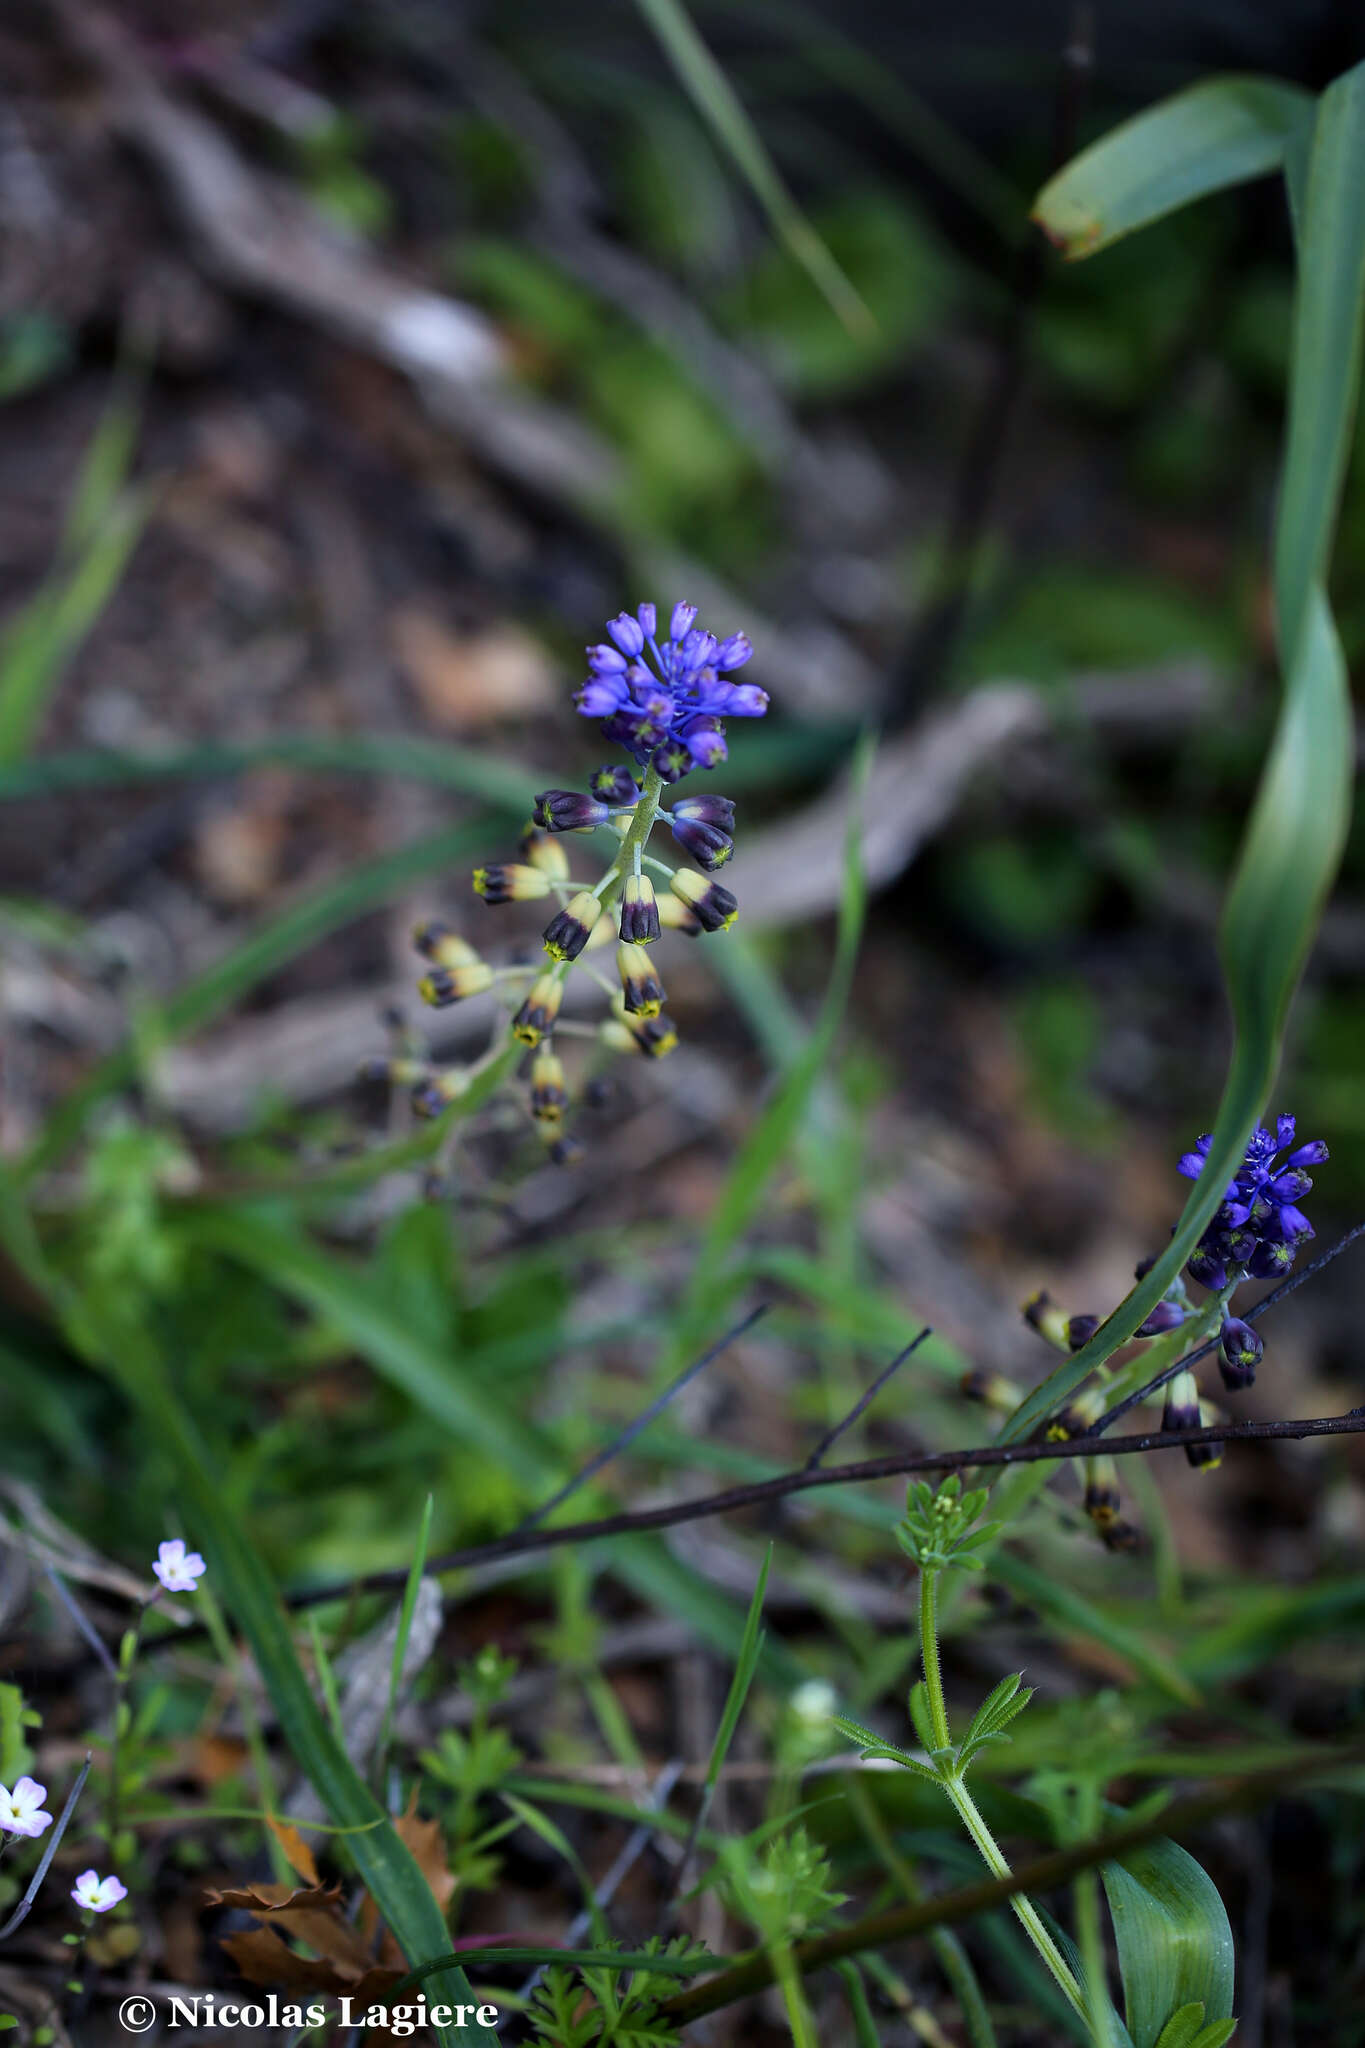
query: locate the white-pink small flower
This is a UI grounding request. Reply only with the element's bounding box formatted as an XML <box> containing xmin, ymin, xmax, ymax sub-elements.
<box><xmin>0</xmin><ymin>1776</ymin><xmax>53</xmax><ymax>1838</ymax></box>
<box><xmin>152</xmin><ymin>1539</ymin><xmax>206</xmax><ymax>1594</ymax></box>
<box><xmin>71</xmin><ymin>1868</ymin><xmax>128</xmax><ymax>1914</ymax></box>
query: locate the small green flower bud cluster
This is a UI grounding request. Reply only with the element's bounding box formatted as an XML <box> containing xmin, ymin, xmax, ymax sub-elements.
<box><xmin>896</xmin><ymin>1475</ymin><xmax>1001</xmax><ymax>1575</ymax></box>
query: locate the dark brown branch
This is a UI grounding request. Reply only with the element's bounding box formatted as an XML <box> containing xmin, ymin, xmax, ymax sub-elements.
<box><xmin>656</xmin><ymin>1736</ymin><xmax>1365</xmax><ymax>2024</ymax></box>
<box><xmin>283</xmin><ymin>1406</ymin><xmax>1365</xmax><ymax>1613</ymax></box>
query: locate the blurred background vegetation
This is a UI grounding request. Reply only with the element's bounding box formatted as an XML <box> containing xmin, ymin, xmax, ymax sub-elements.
<box><xmin>1</xmin><ymin>2</ymin><xmax>1364</xmax><ymax>2042</ymax></box>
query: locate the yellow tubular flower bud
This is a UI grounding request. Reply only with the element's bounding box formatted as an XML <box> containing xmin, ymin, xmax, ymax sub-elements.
<box><xmin>543</xmin><ymin>891</ymin><xmax>603</xmax><ymax>961</ymax></box>
<box><xmin>413</xmin><ymin>921</ymin><xmax>480</xmax><ymax>970</ymax></box>
<box><xmin>530</xmin><ymin>1051</ymin><xmax>568</xmax><ymax>1123</ymax></box>
<box><xmin>511</xmin><ymin>971</ymin><xmax>563</xmax><ymax>1046</ymax></box>
<box><xmin>417</xmin><ymin>961</ymin><xmax>496</xmax><ymax>1007</ymax></box>
<box><xmin>657</xmin><ymin>892</ymin><xmax>702</xmax><ymax>935</ymax></box>
<box><xmin>473</xmin><ymin>863</ymin><xmax>552</xmax><ymax>904</ymax></box>
<box><xmin>518</xmin><ymin>823</ymin><xmax>570</xmax><ymax>880</ymax></box>
<box><xmin>617</xmin><ymin>940</ymin><xmax>664</xmax><ymax>1016</ymax></box>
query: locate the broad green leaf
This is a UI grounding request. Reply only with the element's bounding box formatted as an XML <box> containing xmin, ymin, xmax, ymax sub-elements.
<box><xmin>1105</xmin><ymin>1843</ymin><xmax>1236</xmax><ymax>2048</ymax></box>
<box><xmin>1102</xmin><ymin>1840</ymin><xmax>1234</xmax><ymax>2048</ymax></box>
<box><xmin>1005</xmin><ymin>66</ymin><xmax>1364</xmax><ymax>1444</ymax></box>
<box><xmin>1034</xmin><ymin>77</ymin><xmax>1311</xmax><ymax>258</ymax></box>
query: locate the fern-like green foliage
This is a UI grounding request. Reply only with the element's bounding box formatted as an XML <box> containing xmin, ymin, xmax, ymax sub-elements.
<box><xmin>527</xmin><ymin>1938</ymin><xmax>710</xmax><ymax>2048</ymax></box>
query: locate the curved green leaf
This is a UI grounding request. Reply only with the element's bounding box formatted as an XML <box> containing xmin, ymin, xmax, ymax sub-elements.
<box><xmin>1034</xmin><ymin>76</ymin><xmax>1311</xmax><ymax>257</ymax></box>
<box><xmin>1101</xmin><ymin>1839</ymin><xmax>1234</xmax><ymax>2048</ymax></box>
<box><xmin>1005</xmin><ymin>63</ymin><xmax>1364</xmax><ymax>1444</ymax></box>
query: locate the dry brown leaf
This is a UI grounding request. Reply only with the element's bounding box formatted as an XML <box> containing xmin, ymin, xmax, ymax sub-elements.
<box><xmin>221</xmin><ymin>1925</ymin><xmax>403</xmax><ymax>2002</ymax></box>
<box><xmin>394</xmin><ymin>1799</ymin><xmax>458</xmax><ymax>1914</ymax></box>
<box><xmin>204</xmin><ymin>1879</ymin><xmax>341</xmax><ymax>1914</ymax></box>
<box><xmin>391</xmin><ymin>605</ymin><xmax>554</xmax><ymax>729</ymax></box>
<box><xmin>265</xmin><ymin>1815</ymin><xmax>320</xmax><ymax>1888</ymax></box>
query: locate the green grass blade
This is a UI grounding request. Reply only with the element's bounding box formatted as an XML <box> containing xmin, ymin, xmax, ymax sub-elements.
<box><xmin>0</xmin><ymin>492</ymin><xmax>149</xmax><ymax>764</ymax></box>
<box><xmin>0</xmin><ymin>379</ymin><xmax>149</xmax><ymax>763</ymax></box>
<box><xmin>672</xmin><ymin>734</ymin><xmax>870</xmax><ymax>1357</ymax></box>
<box><xmin>1004</xmin><ymin>70</ymin><xmax>1363</xmax><ymax>1444</ymax></box>
<box><xmin>704</xmin><ymin>1545</ymin><xmax>771</xmax><ymax>1796</ymax></box>
<box><xmin>1269</xmin><ymin>61</ymin><xmax>1365</xmax><ymax>665</ymax></box>
<box><xmin>988</xmin><ymin>1555</ymin><xmax>1199</xmax><ymax>1708</ymax></box>
<box><xmin>633</xmin><ymin>0</ymin><xmax>871</xmax><ymax>333</ymax></box>
<box><xmin>0</xmin><ymin>732</ymin><xmax>537</xmax><ymax>809</ymax></box>
<box><xmin>185</xmin><ymin>1208</ymin><xmax>552</xmax><ymax>1484</ymax></box>
<box><xmin>376</xmin><ymin>1493</ymin><xmax>435</xmax><ymax>1783</ymax></box>
<box><xmin>20</xmin><ymin>820</ymin><xmax>489</xmax><ymax>1180</ymax></box>
<box><xmin>1033</xmin><ymin>76</ymin><xmax>1311</xmax><ymax>257</ymax></box>
<box><xmin>51</xmin><ymin>1297</ymin><xmax>481</xmax><ymax>2045</ymax></box>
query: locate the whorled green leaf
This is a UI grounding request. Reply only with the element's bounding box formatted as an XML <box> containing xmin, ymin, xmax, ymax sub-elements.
<box><xmin>1153</xmin><ymin>2007</ymin><xmax>1237</xmax><ymax>2048</ymax></box>
<box><xmin>1033</xmin><ymin>76</ymin><xmax>1311</xmax><ymax>258</ymax></box>
<box><xmin>1101</xmin><ymin>1839</ymin><xmax>1234</xmax><ymax>2048</ymax></box>
<box><xmin>1005</xmin><ymin>63</ymin><xmax>1364</xmax><ymax>1445</ymax></box>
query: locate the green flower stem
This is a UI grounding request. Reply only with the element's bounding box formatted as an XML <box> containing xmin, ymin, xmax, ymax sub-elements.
<box><xmin>105</xmin><ymin>1604</ymin><xmax>150</xmax><ymax>1857</ymax></box>
<box><xmin>941</xmin><ymin>1775</ymin><xmax>1090</xmax><ymax>2027</ymax></box>
<box><xmin>594</xmin><ymin>766</ymin><xmax>665</xmax><ymax>911</ymax></box>
<box><xmin>918</xmin><ymin>1568</ymin><xmax>1090</xmax><ymax>2029</ymax></box>
<box><xmin>773</xmin><ymin>1939</ymin><xmax>818</xmax><ymax>2048</ymax></box>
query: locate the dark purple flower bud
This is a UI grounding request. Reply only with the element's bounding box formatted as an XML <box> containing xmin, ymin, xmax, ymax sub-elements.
<box><xmin>1177</xmin><ymin>1152</ymin><xmax>1206</xmax><ymax>1180</ymax></box>
<box><xmin>637</xmin><ymin>601</ymin><xmax>657</xmax><ymax>638</ymax></box>
<box><xmin>587</xmin><ymin>643</ymin><xmax>628</xmax><ymax>674</ymax></box>
<box><xmin>589</xmin><ymin>764</ymin><xmax>640</xmax><ymax>805</ymax></box>
<box><xmin>1134</xmin><ymin>1254</ymin><xmax>1158</xmax><ymax>1280</ymax></box>
<box><xmin>1217</xmin><ymin>1226</ymin><xmax>1258</xmax><ymax>1267</ymax></box>
<box><xmin>1066</xmin><ymin>1314</ymin><xmax>1100</xmax><ymax>1351</ymax></box>
<box><xmin>1219</xmin><ymin>1316</ymin><xmax>1262</xmax><ymax>1391</ymax></box>
<box><xmin>670</xmin><ymin>869</ymin><xmax>737</xmax><ymax>932</ymax></box>
<box><xmin>534</xmin><ymin>789</ymin><xmax>609</xmax><ymax>833</ymax></box>
<box><xmin>651</xmin><ymin>740</ymin><xmax>693</xmax><ymax>784</ymax></box>
<box><xmin>715</xmin><ymin>632</ymin><xmax>753</xmax><ymax>670</ymax></box>
<box><xmin>607</xmin><ymin>612</ymin><xmax>644</xmax><ymax>657</ymax></box>
<box><xmin>1267</xmin><ymin>1169</ymin><xmax>1312</xmax><ymax>1203</ymax></box>
<box><xmin>600</xmin><ymin>711</ymin><xmax>650</xmax><ymax>754</ymax></box>
<box><xmin>1215</xmin><ymin>1201</ymin><xmax>1252</xmax><ymax>1229</ymax></box>
<box><xmin>1185</xmin><ymin>1248</ymin><xmax>1227</xmax><ymax>1291</ymax></box>
<box><xmin>670</xmin><ymin>601</ymin><xmax>697</xmax><ymax>641</ymax></box>
<box><xmin>1288</xmin><ymin>1139</ymin><xmax>1329</xmax><ymax>1167</ymax></box>
<box><xmin>1136</xmin><ymin>1301</ymin><xmax>1185</xmax><ymax>1338</ymax></box>
<box><xmin>683</xmin><ymin>720</ymin><xmax>727</xmax><ymax>769</ymax></box>
<box><xmin>672</xmin><ymin>793</ymin><xmax>736</xmax><ymax>832</ymax></box>
<box><xmin>1275</xmin><ymin>1113</ymin><xmax>1297</xmax><ymax>1148</ymax></box>
<box><xmin>670</xmin><ymin>813</ymin><xmax>734</xmax><ymax>871</ymax></box>
<box><xmin>1273</xmin><ymin>1205</ymin><xmax>1314</xmax><ymax>1242</ymax></box>
<box><xmin>1248</xmin><ymin>1236</ymin><xmax>1296</xmax><ymax>1280</ymax></box>
<box><xmin>577</xmin><ymin>676</ymin><xmax>627</xmax><ymax>717</ymax></box>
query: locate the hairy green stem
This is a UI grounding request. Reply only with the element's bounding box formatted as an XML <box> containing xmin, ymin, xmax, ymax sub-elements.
<box><xmin>919</xmin><ymin>1568</ymin><xmax>1090</xmax><ymax>2027</ymax></box>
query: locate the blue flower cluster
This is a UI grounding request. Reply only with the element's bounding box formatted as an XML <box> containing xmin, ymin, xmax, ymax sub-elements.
<box><xmin>1178</xmin><ymin>1114</ymin><xmax>1327</xmax><ymax>1291</ymax></box>
<box><xmin>576</xmin><ymin>600</ymin><xmax>767</xmax><ymax>782</ymax></box>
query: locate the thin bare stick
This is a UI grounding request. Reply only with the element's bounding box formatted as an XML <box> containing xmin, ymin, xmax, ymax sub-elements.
<box><xmin>802</xmin><ymin>1330</ymin><xmax>931</xmax><ymax>1470</ymax></box>
<box><xmin>516</xmin><ymin>1304</ymin><xmax>770</xmax><ymax>1532</ymax></box>
<box><xmin>283</xmin><ymin>1406</ymin><xmax>1365</xmax><ymax>1613</ymax></box>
